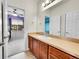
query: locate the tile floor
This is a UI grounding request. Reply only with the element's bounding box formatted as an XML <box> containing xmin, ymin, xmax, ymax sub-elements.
<box><xmin>8</xmin><ymin>39</ymin><xmax>25</xmax><ymax>56</ymax></box>
<box><xmin>9</xmin><ymin>51</ymin><xmax>36</xmax><ymax>59</ymax></box>
<box><xmin>8</xmin><ymin>30</ymin><xmax>24</xmax><ymax>56</ymax></box>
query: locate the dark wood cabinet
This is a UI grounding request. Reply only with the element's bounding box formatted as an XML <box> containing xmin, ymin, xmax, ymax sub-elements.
<box><xmin>39</xmin><ymin>41</ymin><xmax>48</xmax><ymax>59</ymax></box>
<box><xmin>28</xmin><ymin>36</ymin><xmax>33</xmax><ymax>52</ymax></box>
<box><xmin>28</xmin><ymin>36</ymin><xmax>39</xmax><ymax>59</ymax></box>
<box><xmin>49</xmin><ymin>46</ymin><xmax>77</xmax><ymax>59</ymax></box>
<box><xmin>32</xmin><ymin>39</ymin><xmax>39</xmax><ymax>59</ymax></box>
<box><xmin>28</xmin><ymin>35</ymin><xmax>78</xmax><ymax>59</ymax></box>
<box><xmin>28</xmin><ymin>36</ymin><xmax>48</xmax><ymax>59</ymax></box>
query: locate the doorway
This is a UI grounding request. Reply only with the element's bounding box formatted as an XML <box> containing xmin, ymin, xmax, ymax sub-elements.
<box><xmin>7</xmin><ymin>6</ymin><xmax>25</xmax><ymax>57</ymax></box>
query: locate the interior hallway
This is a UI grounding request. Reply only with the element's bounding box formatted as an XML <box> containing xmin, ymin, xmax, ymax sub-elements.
<box><xmin>8</xmin><ymin>30</ymin><xmax>25</xmax><ymax>56</ymax></box>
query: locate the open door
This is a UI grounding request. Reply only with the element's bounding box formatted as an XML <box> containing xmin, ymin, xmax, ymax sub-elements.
<box><xmin>1</xmin><ymin>0</ymin><xmax>9</xmax><ymax>59</ymax></box>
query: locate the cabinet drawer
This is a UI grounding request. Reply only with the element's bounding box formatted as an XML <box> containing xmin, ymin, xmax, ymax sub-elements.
<box><xmin>49</xmin><ymin>46</ymin><xmax>76</xmax><ymax>59</ymax></box>
<box><xmin>49</xmin><ymin>54</ymin><xmax>59</xmax><ymax>59</ymax></box>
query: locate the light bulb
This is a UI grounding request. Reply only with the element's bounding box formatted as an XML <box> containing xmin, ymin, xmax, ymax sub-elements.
<box><xmin>45</xmin><ymin>0</ymin><xmax>50</xmax><ymax>4</ymax></box>
<box><xmin>12</xmin><ymin>14</ymin><xmax>17</xmax><ymax>16</ymax></box>
<box><xmin>42</xmin><ymin>3</ymin><xmax>45</xmax><ymax>7</ymax></box>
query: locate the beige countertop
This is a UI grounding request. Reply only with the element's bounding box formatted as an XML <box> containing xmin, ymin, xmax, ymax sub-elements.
<box><xmin>28</xmin><ymin>33</ymin><xmax>79</xmax><ymax>58</ymax></box>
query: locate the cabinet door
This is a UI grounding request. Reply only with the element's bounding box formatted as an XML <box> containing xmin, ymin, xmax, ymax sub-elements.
<box><xmin>39</xmin><ymin>41</ymin><xmax>48</xmax><ymax>59</ymax></box>
<box><xmin>32</xmin><ymin>39</ymin><xmax>39</xmax><ymax>59</ymax></box>
<box><xmin>28</xmin><ymin>36</ymin><xmax>33</xmax><ymax>52</ymax></box>
<box><xmin>49</xmin><ymin>46</ymin><xmax>76</xmax><ymax>59</ymax></box>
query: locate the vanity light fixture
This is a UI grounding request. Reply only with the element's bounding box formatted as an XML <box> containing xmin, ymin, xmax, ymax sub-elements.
<box><xmin>42</xmin><ymin>0</ymin><xmax>55</xmax><ymax>7</ymax></box>
<box><xmin>42</xmin><ymin>0</ymin><xmax>63</xmax><ymax>11</ymax></box>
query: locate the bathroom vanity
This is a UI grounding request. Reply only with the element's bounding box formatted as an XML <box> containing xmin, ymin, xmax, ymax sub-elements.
<box><xmin>28</xmin><ymin>33</ymin><xmax>79</xmax><ymax>59</ymax></box>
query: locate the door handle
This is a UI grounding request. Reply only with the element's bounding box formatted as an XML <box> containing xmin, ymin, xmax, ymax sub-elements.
<box><xmin>0</xmin><ymin>42</ymin><xmax>4</xmax><ymax>46</ymax></box>
<box><xmin>58</xmin><ymin>31</ymin><xmax>61</xmax><ymax>33</ymax></box>
<box><xmin>66</xmin><ymin>32</ymin><xmax>70</xmax><ymax>34</ymax></box>
<box><xmin>3</xmin><ymin>35</ymin><xmax>9</xmax><ymax>39</ymax></box>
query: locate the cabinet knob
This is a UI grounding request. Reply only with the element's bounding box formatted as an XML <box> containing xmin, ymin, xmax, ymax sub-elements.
<box><xmin>66</xmin><ymin>32</ymin><xmax>71</xmax><ymax>35</ymax></box>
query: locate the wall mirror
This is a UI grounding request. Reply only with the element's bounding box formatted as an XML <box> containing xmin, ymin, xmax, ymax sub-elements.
<box><xmin>44</xmin><ymin>15</ymin><xmax>61</xmax><ymax>36</ymax></box>
<box><xmin>65</xmin><ymin>12</ymin><xmax>79</xmax><ymax>39</ymax></box>
<box><xmin>49</xmin><ymin>16</ymin><xmax>61</xmax><ymax>36</ymax></box>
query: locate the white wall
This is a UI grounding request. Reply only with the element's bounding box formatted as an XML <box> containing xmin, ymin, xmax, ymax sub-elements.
<box><xmin>7</xmin><ymin>0</ymin><xmax>38</xmax><ymax>50</ymax></box>
<box><xmin>37</xmin><ymin>0</ymin><xmax>79</xmax><ymax>36</ymax></box>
